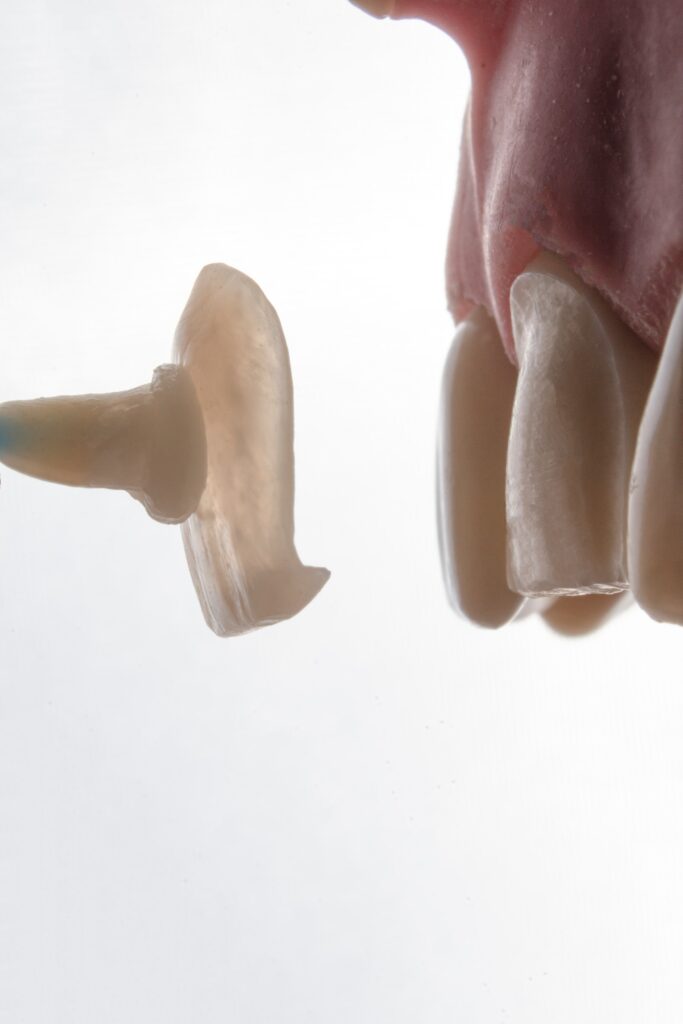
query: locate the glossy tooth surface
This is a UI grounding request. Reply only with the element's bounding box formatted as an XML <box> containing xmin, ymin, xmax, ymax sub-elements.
<box><xmin>506</xmin><ymin>253</ymin><xmax>656</xmax><ymax>598</ymax></box>
<box><xmin>437</xmin><ymin>307</ymin><xmax>523</xmax><ymax>627</ymax></box>
<box><xmin>629</xmin><ymin>294</ymin><xmax>683</xmax><ymax>624</ymax></box>
<box><xmin>175</xmin><ymin>265</ymin><xmax>329</xmax><ymax>637</ymax></box>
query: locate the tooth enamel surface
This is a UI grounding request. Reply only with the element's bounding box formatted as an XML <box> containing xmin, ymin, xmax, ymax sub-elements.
<box><xmin>628</xmin><ymin>294</ymin><xmax>683</xmax><ymax>624</ymax></box>
<box><xmin>436</xmin><ymin>307</ymin><xmax>523</xmax><ymax>628</ymax></box>
<box><xmin>506</xmin><ymin>253</ymin><xmax>656</xmax><ymax>599</ymax></box>
<box><xmin>541</xmin><ymin>593</ymin><xmax>633</xmax><ymax>637</ymax></box>
<box><xmin>174</xmin><ymin>264</ymin><xmax>329</xmax><ymax>637</ymax></box>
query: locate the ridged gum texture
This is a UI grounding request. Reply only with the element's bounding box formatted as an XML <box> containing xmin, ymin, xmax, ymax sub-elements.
<box><xmin>391</xmin><ymin>0</ymin><xmax>683</xmax><ymax>360</ymax></box>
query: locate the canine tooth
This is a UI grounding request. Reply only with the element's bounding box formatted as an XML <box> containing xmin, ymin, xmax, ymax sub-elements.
<box><xmin>506</xmin><ymin>253</ymin><xmax>656</xmax><ymax>598</ymax></box>
<box><xmin>436</xmin><ymin>307</ymin><xmax>523</xmax><ymax>627</ymax></box>
<box><xmin>628</xmin><ymin>294</ymin><xmax>683</xmax><ymax>624</ymax></box>
<box><xmin>175</xmin><ymin>265</ymin><xmax>330</xmax><ymax>637</ymax></box>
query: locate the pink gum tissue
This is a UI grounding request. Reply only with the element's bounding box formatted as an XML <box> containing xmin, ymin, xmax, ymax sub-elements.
<box><xmin>389</xmin><ymin>0</ymin><xmax>683</xmax><ymax>360</ymax></box>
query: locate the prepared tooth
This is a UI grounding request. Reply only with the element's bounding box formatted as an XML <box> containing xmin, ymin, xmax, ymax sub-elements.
<box><xmin>628</xmin><ymin>294</ymin><xmax>683</xmax><ymax>625</ymax></box>
<box><xmin>0</xmin><ymin>364</ymin><xmax>207</xmax><ymax>525</ymax></box>
<box><xmin>175</xmin><ymin>264</ymin><xmax>330</xmax><ymax>637</ymax></box>
<box><xmin>436</xmin><ymin>306</ymin><xmax>523</xmax><ymax>627</ymax></box>
<box><xmin>506</xmin><ymin>252</ymin><xmax>656</xmax><ymax>598</ymax></box>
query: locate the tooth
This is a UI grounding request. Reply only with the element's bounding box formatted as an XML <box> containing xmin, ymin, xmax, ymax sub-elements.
<box><xmin>506</xmin><ymin>252</ymin><xmax>656</xmax><ymax>598</ymax></box>
<box><xmin>0</xmin><ymin>365</ymin><xmax>207</xmax><ymax>525</ymax></box>
<box><xmin>436</xmin><ymin>306</ymin><xmax>523</xmax><ymax>627</ymax></box>
<box><xmin>511</xmin><ymin>596</ymin><xmax>555</xmax><ymax>621</ymax></box>
<box><xmin>347</xmin><ymin>0</ymin><xmax>394</xmax><ymax>17</ymax></box>
<box><xmin>175</xmin><ymin>264</ymin><xmax>330</xmax><ymax>637</ymax></box>
<box><xmin>541</xmin><ymin>593</ymin><xmax>632</xmax><ymax>636</ymax></box>
<box><xmin>628</xmin><ymin>294</ymin><xmax>683</xmax><ymax>624</ymax></box>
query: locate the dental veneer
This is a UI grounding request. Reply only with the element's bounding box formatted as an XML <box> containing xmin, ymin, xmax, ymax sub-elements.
<box><xmin>0</xmin><ymin>266</ymin><xmax>329</xmax><ymax>636</ymax></box>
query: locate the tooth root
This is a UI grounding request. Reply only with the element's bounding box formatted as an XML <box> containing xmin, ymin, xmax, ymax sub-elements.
<box><xmin>541</xmin><ymin>593</ymin><xmax>632</xmax><ymax>637</ymax></box>
<box><xmin>506</xmin><ymin>253</ymin><xmax>657</xmax><ymax>598</ymax></box>
<box><xmin>436</xmin><ymin>307</ymin><xmax>524</xmax><ymax>628</ymax></box>
<box><xmin>0</xmin><ymin>365</ymin><xmax>207</xmax><ymax>525</ymax></box>
<box><xmin>628</xmin><ymin>294</ymin><xmax>683</xmax><ymax>624</ymax></box>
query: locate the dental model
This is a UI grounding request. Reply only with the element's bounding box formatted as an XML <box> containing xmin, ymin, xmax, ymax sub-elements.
<box><xmin>351</xmin><ymin>0</ymin><xmax>683</xmax><ymax>632</ymax></box>
<box><xmin>0</xmin><ymin>265</ymin><xmax>329</xmax><ymax>636</ymax></box>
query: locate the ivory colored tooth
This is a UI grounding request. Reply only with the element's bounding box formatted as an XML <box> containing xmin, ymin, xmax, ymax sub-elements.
<box><xmin>174</xmin><ymin>264</ymin><xmax>329</xmax><ymax>637</ymax></box>
<box><xmin>511</xmin><ymin>596</ymin><xmax>555</xmax><ymax>621</ymax></box>
<box><xmin>0</xmin><ymin>364</ymin><xmax>207</xmax><ymax>525</ymax></box>
<box><xmin>436</xmin><ymin>307</ymin><xmax>524</xmax><ymax>627</ymax></box>
<box><xmin>628</xmin><ymin>294</ymin><xmax>683</xmax><ymax>624</ymax></box>
<box><xmin>541</xmin><ymin>593</ymin><xmax>632</xmax><ymax>637</ymax></box>
<box><xmin>506</xmin><ymin>252</ymin><xmax>656</xmax><ymax>598</ymax></box>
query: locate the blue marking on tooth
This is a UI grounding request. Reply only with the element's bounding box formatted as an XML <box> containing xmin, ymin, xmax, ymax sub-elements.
<box><xmin>0</xmin><ymin>416</ymin><xmax>24</xmax><ymax>454</ymax></box>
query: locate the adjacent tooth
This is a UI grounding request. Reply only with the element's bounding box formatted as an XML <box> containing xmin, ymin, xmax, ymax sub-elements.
<box><xmin>511</xmin><ymin>596</ymin><xmax>555</xmax><ymax>621</ymax></box>
<box><xmin>628</xmin><ymin>293</ymin><xmax>683</xmax><ymax>624</ymax></box>
<box><xmin>506</xmin><ymin>252</ymin><xmax>656</xmax><ymax>598</ymax></box>
<box><xmin>347</xmin><ymin>0</ymin><xmax>394</xmax><ymax>17</ymax></box>
<box><xmin>541</xmin><ymin>593</ymin><xmax>632</xmax><ymax>636</ymax></box>
<box><xmin>175</xmin><ymin>264</ymin><xmax>330</xmax><ymax>637</ymax></box>
<box><xmin>436</xmin><ymin>307</ymin><xmax>524</xmax><ymax>627</ymax></box>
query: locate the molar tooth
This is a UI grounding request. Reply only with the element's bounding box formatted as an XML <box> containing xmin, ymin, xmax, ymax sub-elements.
<box><xmin>436</xmin><ymin>307</ymin><xmax>524</xmax><ymax>627</ymax></box>
<box><xmin>628</xmin><ymin>294</ymin><xmax>683</xmax><ymax>624</ymax></box>
<box><xmin>506</xmin><ymin>253</ymin><xmax>656</xmax><ymax>598</ymax></box>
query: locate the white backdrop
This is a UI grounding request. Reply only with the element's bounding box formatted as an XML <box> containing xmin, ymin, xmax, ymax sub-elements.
<box><xmin>2</xmin><ymin>2</ymin><xmax>682</xmax><ymax>1022</ymax></box>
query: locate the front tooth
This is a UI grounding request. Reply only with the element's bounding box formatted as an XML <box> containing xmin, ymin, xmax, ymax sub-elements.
<box><xmin>628</xmin><ymin>294</ymin><xmax>683</xmax><ymax>624</ymax></box>
<box><xmin>436</xmin><ymin>306</ymin><xmax>524</xmax><ymax>627</ymax></box>
<box><xmin>541</xmin><ymin>593</ymin><xmax>632</xmax><ymax>636</ymax></box>
<box><xmin>506</xmin><ymin>253</ymin><xmax>656</xmax><ymax>598</ymax></box>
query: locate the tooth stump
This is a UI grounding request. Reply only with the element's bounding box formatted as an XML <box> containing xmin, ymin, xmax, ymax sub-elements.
<box><xmin>0</xmin><ymin>264</ymin><xmax>329</xmax><ymax>635</ymax></box>
<box><xmin>506</xmin><ymin>253</ymin><xmax>656</xmax><ymax>598</ymax></box>
<box><xmin>437</xmin><ymin>306</ymin><xmax>524</xmax><ymax>627</ymax></box>
<box><xmin>629</xmin><ymin>294</ymin><xmax>683</xmax><ymax>625</ymax></box>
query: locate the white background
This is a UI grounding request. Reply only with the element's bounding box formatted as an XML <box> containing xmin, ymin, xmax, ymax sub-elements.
<box><xmin>2</xmin><ymin>2</ymin><xmax>682</xmax><ymax>1021</ymax></box>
